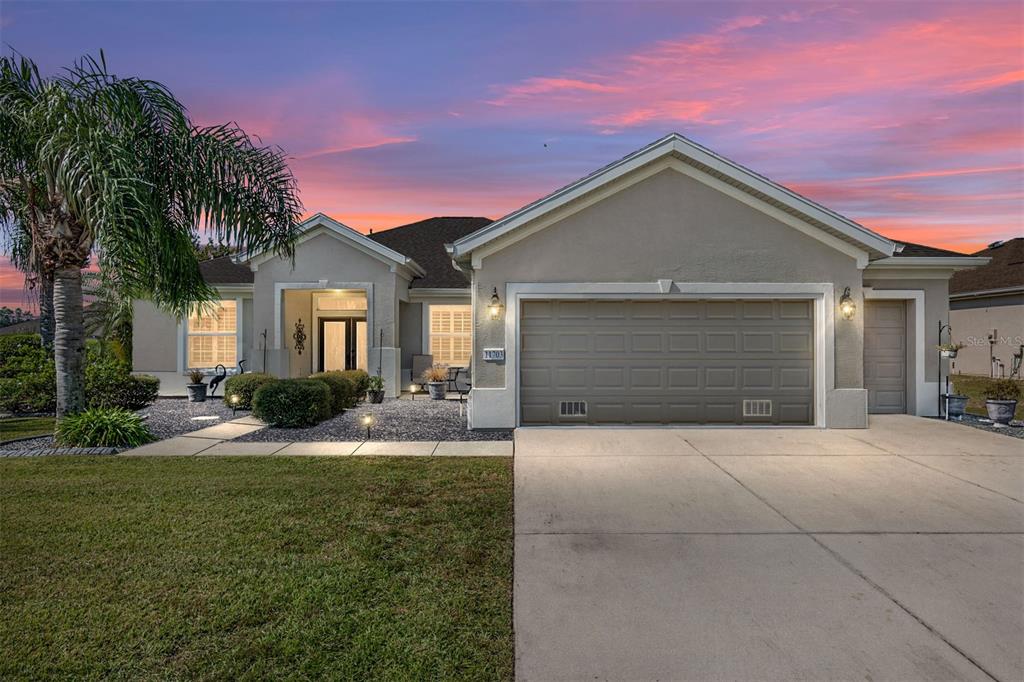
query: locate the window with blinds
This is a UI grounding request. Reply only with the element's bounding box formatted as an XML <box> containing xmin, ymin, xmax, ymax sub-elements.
<box><xmin>429</xmin><ymin>304</ymin><xmax>472</xmax><ymax>366</ymax></box>
<box><xmin>187</xmin><ymin>300</ymin><xmax>237</xmax><ymax>368</ymax></box>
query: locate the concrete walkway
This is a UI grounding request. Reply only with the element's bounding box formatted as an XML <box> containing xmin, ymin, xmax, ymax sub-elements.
<box><xmin>122</xmin><ymin>414</ymin><xmax>512</xmax><ymax>457</ymax></box>
<box><xmin>515</xmin><ymin>415</ymin><xmax>1023</xmax><ymax>681</ymax></box>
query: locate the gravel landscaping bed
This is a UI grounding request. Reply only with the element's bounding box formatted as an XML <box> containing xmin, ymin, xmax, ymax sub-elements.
<box><xmin>137</xmin><ymin>398</ymin><xmax>238</xmax><ymax>440</ymax></box>
<box><xmin>938</xmin><ymin>413</ymin><xmax>1024</xmax><ymax>440</ymax></box>
<box><xmin>1</xmin><ymin>398</ymin><xmax>241</xmax><ymax>455</ymax></box>
<box><xmin>235</xmin><ymin>398</ymin><xmax>512</xmax><ymax>442</ymax></box>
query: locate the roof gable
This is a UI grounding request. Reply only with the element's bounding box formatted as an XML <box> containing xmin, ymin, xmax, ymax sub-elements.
<box><xmin>245</xmin><ymin>213</ymin><xmax>425</xmax><ymax>277</ymax></box>
<box><xmin>450</xmin><ymin>133</ymin><xmax>897</xmax><ymax>267</ymax></box>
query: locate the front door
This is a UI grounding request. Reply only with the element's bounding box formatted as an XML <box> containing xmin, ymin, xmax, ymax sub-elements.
<box><xmin>319</xmin><ymin>318</ymin><xmax>367</xmax><ymax>372</ymax></box>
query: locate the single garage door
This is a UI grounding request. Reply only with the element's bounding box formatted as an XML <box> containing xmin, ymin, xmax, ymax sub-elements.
<box><xmin>864</xmin><ymin>300</ymin><xmax>907</xmax><ymax>414</ymax></box>
<box><xmin>520</xmin><ymin>299</ymin><xmax>815</xmax><ymax>425</ymax></box>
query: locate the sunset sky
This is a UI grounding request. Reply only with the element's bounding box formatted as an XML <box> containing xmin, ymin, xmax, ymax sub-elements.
<box><xmin>1</xmin><ymin>1</ymin><xmax>1022</xmax><ymax>310</ymax></box>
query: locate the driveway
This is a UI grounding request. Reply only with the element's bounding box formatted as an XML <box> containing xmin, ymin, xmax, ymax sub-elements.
<box><xmin>514</xmin><ymin>415</ymin><xmax>1023</xmax><ymax>681</ymax></box>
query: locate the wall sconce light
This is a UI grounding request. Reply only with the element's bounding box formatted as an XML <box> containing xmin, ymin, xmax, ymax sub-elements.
<box><xmin>488</xmin><ymin>287</ymin><xmax>504</xmax><ymax>320</ymax></box>
<box><xmin>361</xmin><ymin>413</ymin><xmax>375</xmax><ymax>440</ymax></box>
<box><xmin>839</xmin><ymin>287</ymin><xmax>857</xmax><ymax>320</ymax></box>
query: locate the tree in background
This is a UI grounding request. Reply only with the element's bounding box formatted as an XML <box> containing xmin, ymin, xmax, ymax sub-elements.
<box><xmin>0</xmin><ymin>306</ymin><xmax>35</xmax><ymax>327</ymax></box>
<box><xmin>0</xmin><ymin>53</ymin><xmax>302</xmax><ymax>417</ymax></box>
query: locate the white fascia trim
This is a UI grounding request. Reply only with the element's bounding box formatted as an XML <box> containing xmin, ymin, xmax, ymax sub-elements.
<box><xmin>501</xmin><ymin>281</ymin><xmax>834</xmax><ymax>428</ymax></box>
<box><xmin>863</xmin><ymin>288</ymin><xmax>927</xmax><ymax>416</ymax></box>
<box><xmin>212</xmin><ymin>284</ymin><xmax>253</xmax><ymax>295</ymax></box>
<box><xmin>866</xmin><ymin>256</ymin><xmax>989</xmax><ymax>270</ymax></box>
<box><xmin>272</xmin><ymin>281</ymin><xmax>375</xmax><ymax>350</ymax></box>
<box><xmin>950</xmin><ymin>285</ymin><xmax>1024</xmax><ymax>300</ymax></box>
<box><xmin>246</xmin><ymin>213</ymin><xmax>425</xmax><ymax>277</ymax></box>
<box><xmin>451</xmin><ymin>133</ymin><xmax>892</xmax><ymax>260</ymax></box>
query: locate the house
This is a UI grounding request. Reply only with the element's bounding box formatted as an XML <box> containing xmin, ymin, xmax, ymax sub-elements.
<box><xmin>948</xmin><ymin>237</ymin><xmax>1024</xmax><ymax>377</ymax></box>
<box><xmin>132</xmin><ymin>216</ymin><xmax>489</xmax><ymax>396</ymax></box>
<box><xmin>132</xmin><ymin>134</ymin><xmax>988</xmax><ymax>427</ymax></box>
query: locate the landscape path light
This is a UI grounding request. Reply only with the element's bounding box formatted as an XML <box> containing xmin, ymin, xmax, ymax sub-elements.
<box><xmin>361</xmin><ymin>413</ymin><xmax>375</xmax><ymax>440</ymax></box>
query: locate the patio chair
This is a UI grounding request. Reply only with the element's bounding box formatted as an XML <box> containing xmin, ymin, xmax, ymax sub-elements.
<box><xmin>412</xmin><ymin>354</ymin><xmax>433</xmax><ymax>391</ymax></box>
<box><xmin>447</xmin><ymin>366</ymin><xmax>471</xmax><ymax>401</ymax></box>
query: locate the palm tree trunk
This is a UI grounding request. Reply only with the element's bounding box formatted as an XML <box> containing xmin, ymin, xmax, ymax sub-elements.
<box><xmin>53</xmin><ymin>267</ymin><xmax>86</xmax><ymax>417</ymax></box>
<box><xmin>39</xmin><ymin>271</ymin><xmax>55</xmax><ymax>350</ymax></box>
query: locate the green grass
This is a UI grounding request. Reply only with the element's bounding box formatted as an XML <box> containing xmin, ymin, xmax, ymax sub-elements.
<box><xmin>0</xmin><ymin>457</ymin><xmax>513</xmax><ymax>680</ymax></box>
<box><xmin>0</xmin><ymin>416</ymin><xmax>55</xmax><ymax>443</ymax></box>
<box><xmin>950</xmin><ymin>375</ymin><xmax>1024</xmax><ymax>420</ymax></box>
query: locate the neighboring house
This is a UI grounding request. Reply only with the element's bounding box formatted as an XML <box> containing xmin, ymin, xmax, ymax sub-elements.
<box><xmin>133</xmin><ymin>216</ymin><xmax>489</xmax><ymax>397</ymax></box>
<box><xmin>0</xmin><ymin>318</ymin><xmax>40</xmax><ymax>336</ymax></box>
<box><xmin>133</xmin><ymin>134</ymin><xmax>988</xmax><ymax>427</ymax></box>
<box><xmin>948</xmin><ymin>237</ymin><xmax>1024</xmax><ymax>377</ymax></box>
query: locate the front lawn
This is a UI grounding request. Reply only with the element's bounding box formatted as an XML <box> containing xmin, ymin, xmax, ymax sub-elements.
<box><xmin>0</xmin><ymin>457</ymin><xmax>513</xmax><ymax>679</ymax></box>
<box><xmin>951</xmin><ymin>375</ymin><xmax>1024</xmax><ymax>420</ymax></box>
<box><xmin>0</xmin><ymin>416</ymin><xmax>56</xmax><ymax>443</ymax></box>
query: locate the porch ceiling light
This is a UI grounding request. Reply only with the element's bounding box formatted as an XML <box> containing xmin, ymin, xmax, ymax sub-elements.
<box><xmin>488</xmin><ymin>287</ymin><xmax>504</xmax><ymax>320</ymax></box>
<box><xmin>839</xmin><ymin>287</ymin><xmax>857</xmax><ymax>320</ymax></box>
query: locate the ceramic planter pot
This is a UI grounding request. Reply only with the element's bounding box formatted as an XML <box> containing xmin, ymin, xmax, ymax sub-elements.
<box><xmin>943</xmin><ymin>394</ymin><xmax>968</xmax><ymax>419</ymax></box>
<box><xmin>940</xmin><ymin>350</ymin><xmax>958</xmax><ymax>359</ymax></box>
<box><xmin>427</xmin><ymin>381</ymin><xmax>446</xmax><ymax>400</ymax></box>
<box><xmin>367</xmin><ymin>389</ymin><xmax>385</xmax><ymax>404</ymax></box>
<box><xmin>985</xmin><ymin>399</ymin><xmax>1017</xmax><ymax>425</ymax></box>
<box><xmin>186</xmin><ymin>383</ymin><xmax>207</xmax><ymax>403</ymax></box>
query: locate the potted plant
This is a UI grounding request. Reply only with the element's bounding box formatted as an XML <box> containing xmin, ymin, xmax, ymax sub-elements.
<box><xmin>185</xmin><ymin>369</ymin><xmax>207</xmax><ymax>402</ymax></box>
<box><xmin>983</xmin><ymin>378</ymin><xmax>1021</xmax><ymax>425</ymax></box>
<box><xmin>943</xmin><ymin>380</ymin><xmax>969</xmax><ymax>420</ymax></box>
<box><xmin>421</xmin><ymin>364</ymin><xmax>449</xmax><ymax>400</ymax></box>
<box><xmin>936</xmin><ymin>342</ymin><xmax>965</xmax><ymax>359</ymax></box>
<box><xmin>366</xmin><ymin>375</ymin><xmax>385</xmax><ymax>404</ymax></box>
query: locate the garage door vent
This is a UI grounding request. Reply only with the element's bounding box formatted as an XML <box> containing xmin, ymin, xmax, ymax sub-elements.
<box><xmin>743</xmin><ymin>399</ymin><xmax>772</xmax><ymax>417</ymax></box>
<box><xmin>559</xmin><ymin>400</ymin><xmax>588</xmax><ymax>418</ymax></box>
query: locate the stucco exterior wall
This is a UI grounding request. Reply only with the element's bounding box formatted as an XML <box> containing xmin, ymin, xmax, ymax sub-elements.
<box><xmin>472</xmin><ymin>167</ymin><xmax>864</xmax><ymax>395</ymax></box>
<box><xmin>949</xmin><ymin>298</ymin><xmax>1024</xmax><ymax>377</ymax></box>
<box><xmin>132</xmin><ymin>300</ymin><xmax>178</xmax><ymax>373</ymax></box>
<box><xmin>251</xmin><ymin>232</ymin><xmax>409</xmax><ymax>395</ymax></box>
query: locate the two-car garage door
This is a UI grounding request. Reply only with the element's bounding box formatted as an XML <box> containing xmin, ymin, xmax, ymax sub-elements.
<box><xmin>520</xmin><ymin>299</ymin><xmax>815</xmax><ymax>425</ymax></box>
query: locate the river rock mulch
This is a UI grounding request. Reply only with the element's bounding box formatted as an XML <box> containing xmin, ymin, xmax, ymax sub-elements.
<box><xmin>939</xmin><ymin>413</ymin><xmax>1024</xmax><ymax>440</ymax></box>
<box><xmin>234</xmin><ymin>397</ymin><xmax>512</xmax><ymax>442</ymax></box>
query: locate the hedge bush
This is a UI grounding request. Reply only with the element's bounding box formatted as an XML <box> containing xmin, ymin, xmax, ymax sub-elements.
<box><xmin>338</xmin><ymin>369</ymin><xmax>370</xmax><ymax>400</ymax></box>
<box><xmin>252</xmin><ymin>378</ymin><xmax>332</xmax><ymax>428</ymax></box>
<box><xmin>0</xmin><ymin>362</ymin><xmax>56</xmax><ymax>414</ymax></box>
<box><xmin>308</xmin><ymin>371</ymin><xmax>357</xmax><ymax>414</ymax></box>
<box><xmin>0</xmin><ymin>334</ymin><xmax>48</xmax><ymax>378</ymax></box>
<box><xmin>55</xmin><ymin>408</ymin><xmax>156</xmax><ymax>448</ymax></box>
<box><xmin>223</xmin><ymin>373</ymin><xmax>276</xmax><ymax>410</ymax></box>
<box><xmin>85</xmin><ymin>357</ymin><xmax>160</xmax><ymax>410</ymax></box>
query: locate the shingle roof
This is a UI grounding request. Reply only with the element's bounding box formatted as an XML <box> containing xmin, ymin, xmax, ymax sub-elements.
<box><xmin>369</xmin><ymin>217</ymin><xmax>492</xmax><ymax>288</ymax></box>
<box><xmin>891</xmin><ymin>240</ymin><xmax>970</xmax><ymax>258</ymax></box>
<box><xmin>199</xmin><ymin>256</ymin><xmax>253</xmax><ymax>284</ymax></box>
<box><xmin>949</xmin><ymin>237</ymin><xmax>1024</xmax><ymax>295</ymax></box>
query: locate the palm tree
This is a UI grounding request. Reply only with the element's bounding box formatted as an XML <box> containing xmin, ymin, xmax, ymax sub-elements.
<box><xmin>83</xmin><ymin>269</ymin><xmax>135</xmax><ymax>358</ymax></box>
<box><xmin>0</xmin><ymin>53</ymin><xmax>301</xmax><ymax>417</ymax></box>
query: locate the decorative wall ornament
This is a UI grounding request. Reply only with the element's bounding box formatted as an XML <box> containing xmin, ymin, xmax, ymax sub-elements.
<box><xmin>293</xmin><ymin>318</ymin><xmax>306</xmax><ymax>355</ymax></box>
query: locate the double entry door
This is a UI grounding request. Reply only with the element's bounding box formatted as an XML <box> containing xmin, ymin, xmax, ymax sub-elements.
<box><xmin>319</xmin><ymin>317</ymin><xmax>368</xmax><ymax>372</ymax></box>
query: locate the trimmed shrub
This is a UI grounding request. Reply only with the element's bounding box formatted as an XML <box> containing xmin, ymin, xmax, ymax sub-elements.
<box><xmin>0</xmin><ymin>334</ymin><xmax>48</xmax><ymax>379</ymax></box>
<box><xmin>85</xmin><ymin>357</ymin><xmax>160</xmax><ymax>410</ymax></box>
<box><xmin>339</xmin><ymin>369</ymin><xmax>370</xmax><ymax>400</ymax></box>
<box><xmin>308</xmin><ymin>371</ymin><xmax>357</xmax><ymax>414</ymax></box>
<box><xmin>223</xmin><ymin>373</ymin><xmax>276</xmax><ymax>409</ymax></box>
<box><xmin>252</xmin><ymin>378</ymin><xmax>331</xmax><ymax>428</ymax></box>
<box><xmin>0</xmin><ymin>362</ymin><xmax>56</xmax><ymax>413</ymax></box>
<box><xmin>55</xmin><ymin>408</ymin><xmax>156</xmax><ymax>448</ymax></box>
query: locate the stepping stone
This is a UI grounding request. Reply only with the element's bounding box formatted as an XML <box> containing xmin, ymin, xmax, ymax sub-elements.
<box><xmin>122</xmin><ymin>437</ymin><xmax>219</xmax><ymax>456</ymax></box>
